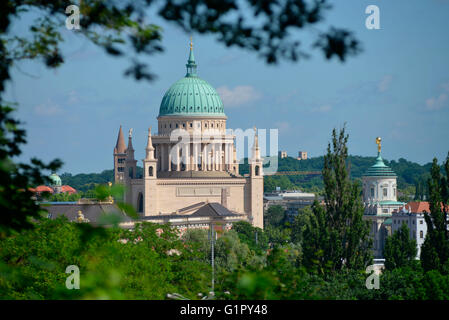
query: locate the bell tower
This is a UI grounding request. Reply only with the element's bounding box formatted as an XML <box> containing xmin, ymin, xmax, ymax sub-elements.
<box><xmin>113</xmin><ymin>125</ymin><xmax>127</xmax><ymax>184</ymax></box>
<box><xmin>143</xmin><ymin>127</ymin><xmax>158</xmax><ymax>216</ymax></box>
<box><xmin>249</xmin><ymin>127</ymin><xmax>264</xmax><ymax>229</ymax></box>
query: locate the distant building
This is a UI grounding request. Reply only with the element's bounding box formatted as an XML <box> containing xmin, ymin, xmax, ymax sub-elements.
<box><xmin>297</xmin><ymin>151</ymin><xmax>307</xmax><ymax>160</ymax></box>
<box><xmin>362</xmin><ymin>137</ymin><xmax>405</xmax><ymax>258</ymax></box>
<box><xmin>264</xmin><ymin>190</ymin><xmax>318</xmax><ymax>222</ymax></box>
<box><xmin>392</xmin><ymin>201</ymin><xmax>449</xmax><ymax>258</ymax></box>
<box><xmin>30</xmin><ymin>173</ymin><xmax>77</xmax><ymax>196</ymax></box>
<box><xmin>392</xmin><ymin>202</ymin><xmax>429</xmax><ymax>258</ymax></box>
<box><xmin>279</xmin><ymin>151</ymin><xmax>288</xmax><ymax>159</ymax></box>
<box><xmin>44</xmin><ymin>200</ymin><xmax>244</xmax><ymax>233</ymax></box>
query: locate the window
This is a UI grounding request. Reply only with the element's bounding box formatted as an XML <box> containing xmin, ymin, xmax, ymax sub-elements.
<box><xmin>393</xmin><ymin>220</ymin><xmax>396</xmax><ymax>224</ymax></box>
<box><xmin>129</xmin><ymin>167</ymin><xmax>133</xmax><ymax>178</ymax></box>
<box><xmin>383</xmin><ymin>209</ymin><xmax>388</xmax><ymax>213</ymax></box>
<box><xmin>370</xmin><ymin>187</ymin><xmax>374</xmax><ymax>197</ymax></box>
<box><xmin>383</xmin><ymin>188</ymin><xmax>388</xmax><ymax>197</ymax></box>
<box><xmin>420</xmin><ymin>230</ymin><xmax>424</xmax><ymax>239</ymax></box>
<box><xmin>118</xmin><ymin>167</ymin><xmax>124</xmax><ymax>172</ymax></box>
<box><xmin>190</xmin><ymin>123</ymin><xmax>192</xmax><ymax>128</ymax></box>
<box><xmin>137</xmin><ymin>193</ymin><xmax>143</xmax><ymax>213</ymax></box>
<box><xmin>255</xmin><ymin>165</ymin><xmax>260</xmax><ymax>176</ymax></box>
<box><xmin>118</xmin><ymin>158</ymin><xmax>125</xmax><ymax>163</ymax></box>
<box><xmin>149</xmin><ymin>166</ymin><xmax>153</xmax><ymax>177</ymax></box>
<box><xmin>420</xmin><ymin>220</ymin><xmax>423</xmax><ymax>225</ymax></box>
<box><xmin>176</xmin><ymin>123</ymin><xmax>179</xmax><ymax>128</ymax></box>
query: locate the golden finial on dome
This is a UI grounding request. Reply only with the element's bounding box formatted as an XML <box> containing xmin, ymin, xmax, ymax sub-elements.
<box><xmin>375</xmin><ymin>137</ymin><xmax>382</xmax><ymax>153</ymax></box>
<box><xmin>190</xmin><ymin>36</ymin><xmax>193</xmax><ymax>50</ymax></box>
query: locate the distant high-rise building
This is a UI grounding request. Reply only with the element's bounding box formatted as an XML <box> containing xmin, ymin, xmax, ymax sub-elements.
<box><xmin>297</xmin><ymin>151</ymin><xmax>307</xmax><ymax>160</ymax></box>
<box><xmin>279</xmin><ymin>151</ymin><xmax>287</xmax><ymax>158</ymax></box>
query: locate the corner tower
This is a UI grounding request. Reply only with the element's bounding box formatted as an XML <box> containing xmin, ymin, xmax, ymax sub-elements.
<box><xmin>113</xmin><ymin>125</ymin><xmax>127</xmax><ymax>183</ymax></box>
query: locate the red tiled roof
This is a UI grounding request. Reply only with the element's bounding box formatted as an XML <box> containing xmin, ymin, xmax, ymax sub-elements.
<box><xmin>400</xmin><ymin>201</ymin><xmax>446</xmax><ymax>213</ymax></box>
<box><xmin>61</xmin><ymin>185</ymin><xmax>77</xmax><ymax>194</ymax></box>
<box><xmin>34</xmin><ymin>185</ymin><xmax>54</xmax><ymax>193</ymax></box>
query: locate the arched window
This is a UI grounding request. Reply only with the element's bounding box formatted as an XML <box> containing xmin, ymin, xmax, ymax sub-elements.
<box><xmin>149</xmin><ymin>166</ymin><xmax>154</xmax><ymax>177</ymax></box>
<box><xmin>420</xmin><ymin>230</ymin><xmax>424</xmax><ymax>239</ymax></box>
<box><xmin>137</xmin><ymin>193</ymin><xmax>143</xmax><ymax>213</ymax></box>
<box><xmin>255</xmin><ymin>165</ymin><xmax>260</xmax><ymax>176</ymax></box>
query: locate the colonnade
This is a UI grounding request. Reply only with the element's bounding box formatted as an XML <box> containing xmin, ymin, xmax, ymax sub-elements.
<box><xmin>155</xmin><ymin>141</ymin><xmax>235</xmax><ymax>172</ymax></box>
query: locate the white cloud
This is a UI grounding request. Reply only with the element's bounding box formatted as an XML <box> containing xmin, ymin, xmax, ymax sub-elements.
<box><xmin>67</xmin><ymin>90</ymin><xmax>80</xmax><ymax>104</ymax></box>
<box><xmin>426</xmin><ymin>93</ymin><xmax>448</xmax><ymax>110</ymax></box>
<box><xmin>426</xmin><ymin>82</ymin><xmax>449</xmax><ymax>111</ymax></box>
<box><xmin>34</xmin><ymin>99</ymin><xmax>63</xmax><ymax>116</ymax></box>
<box><xmin>216</xmin><ymin>85</ymin><xmax>261</xmax><ymax>107</ymax></box>
<box><xmin>378</xmin><ymin>75</ymin><xmax>393</xmax><ymax>92</ymax></box>
<box><xmin>310</xmin><ymin>104</ymin><xmax>332</xmax><ymax>113</ymax></box>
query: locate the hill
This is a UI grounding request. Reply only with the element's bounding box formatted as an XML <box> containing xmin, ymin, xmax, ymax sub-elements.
<box><xmin>59</xmin><ymin>156</ymin><xmax>431</xmax><ymax>199</ymax></box>
<box><xmin>240</xmin><ymin>155</ymin><xmax>432</xmax><ymax>196</ymax></box>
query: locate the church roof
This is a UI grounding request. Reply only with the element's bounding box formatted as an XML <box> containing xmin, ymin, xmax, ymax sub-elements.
<box><xmin>35</xmin><ymin>185</ymin><xmax>54</xmax><ymax>193</ymax></box>
<box><xmin>191</xmin><ymin>203</ymin><xmax>240</xmax><ymax>217</ymax></box>
<box><xmin>363</xmin><ymin>152</ymin><xmax>397</xmax><ymax>177</ymax></box>
<box><xmin>115</xmin><ymin>125</ymin><xmax>126</xmax><ymax>154</ymax></box>
<box><xmin>158</xmin><ymin>43</ymin><xmax>225</xmax><ymax>117</ymax></box>
<box><xmin>44</xmin><ymin>203</ymin><xmax>132</xmax><ymax>224</ymax></box>
<box><xmin>61</xmin><ymin>185</ymin><xmax>77</xmax><ymax>194</ymax></box>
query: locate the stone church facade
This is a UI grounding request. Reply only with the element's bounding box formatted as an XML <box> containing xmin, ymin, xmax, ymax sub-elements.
<box><xmin>113</xmin><ymin>42</ymin><xmax>264</xmax><ymax>229</ymax></box>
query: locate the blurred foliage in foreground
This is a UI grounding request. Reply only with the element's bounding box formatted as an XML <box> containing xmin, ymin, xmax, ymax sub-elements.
<box><xmin>2</xmin><ymin>217</ymin><xmax>449</xmax><ymax>300</ymax></box>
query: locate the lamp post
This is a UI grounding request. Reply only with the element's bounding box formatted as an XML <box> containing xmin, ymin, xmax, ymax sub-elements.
<box><xmin>209</xmin><ymin>222</ymin><xmax>215</xmax><ymax>294</ymax></box>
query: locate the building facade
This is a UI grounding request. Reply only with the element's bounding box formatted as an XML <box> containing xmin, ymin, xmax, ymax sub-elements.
<box><xmin>113</xmin><ymin>43</ymin><xmax>264</xmax><ymax>229</ymax></box>
<box><xmin>392</xmin><ymin>202</ymin><xmax>429</xmax><ymax>258</ymax></box>
<box><xmin>362</xmin><ymin>137</ymin><xmax>404</xmax><ymax>258</ymax></box>
<box><xmin>297</xmin><ymin>151</ymin><xmax>307</xmax><ymax>160</ymax></box>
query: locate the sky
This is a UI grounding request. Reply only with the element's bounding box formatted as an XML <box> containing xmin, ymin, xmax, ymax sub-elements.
<box><xmin>4</xmin><ymin>0</ymin><xmax>449</xmax><ymax>174</ymax></box>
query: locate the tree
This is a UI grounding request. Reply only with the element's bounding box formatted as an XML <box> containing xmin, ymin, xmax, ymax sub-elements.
<box><xmin>301</xmin><ymin>126</ymin><xmax>372</xmax><ymax>274</ymax></box>
<box><xmin>383</xmin><ymin>223</ymin><xmax>417</xmax><ymax>270</ymax></box>
<box><xmin>290</xmin><ymin>205</ymin><xmax>313</xmax><ymax>244</ymax></box>
<box><xmin>265</xmin><ymin>205</ymin><xmax>286</xmax><ymax>227</ymax></box>
<box><xmin>232</xmin><ymin>221</ymin><xmax>269</xmax><ymax>254</ymax></box>
<box><xmin>421</xmin><ymin>154</ymin><xmax>449</xmax><ymax>274</ymax></box>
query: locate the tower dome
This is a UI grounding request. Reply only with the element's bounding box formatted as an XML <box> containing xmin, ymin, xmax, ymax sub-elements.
<box><xmin>362</xmin><ymin>153</ymin><xmax>397</xmax><ymax>177</ymax></box>
<box><xmin>158</xmin><ymin>40</ymin><xmax>225</xmax><ymax>117</ymax></box>
<box><xmin>49</xmin><ymin>173</ymin><xmax>62</xmax><ymax>186</ymax></box>
<box><xmin>363</xmin><ymin>138</ymin><xmax>397</xmax><ymax>177</ymax></box>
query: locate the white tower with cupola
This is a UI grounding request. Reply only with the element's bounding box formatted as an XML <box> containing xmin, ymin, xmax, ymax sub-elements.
<box><xmin>362</xmin><ymin>137</ymin><xmax>405</xmax><ymax>258</ymax></box>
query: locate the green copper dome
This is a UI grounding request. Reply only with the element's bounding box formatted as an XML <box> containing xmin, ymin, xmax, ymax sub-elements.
<box><xmin>363</xmin><ymin>152</ymin><xmax>397</xmax><ymax>177</ymax></box>
<box><xmin>158</xmin><ymin>45</ymin><xmax>225</xmax><ymax>117</ymax></box>
<box><xmin>49</xmin><ymin>173</ymin><xmax>62</xmax><ymax>186</ymax></box>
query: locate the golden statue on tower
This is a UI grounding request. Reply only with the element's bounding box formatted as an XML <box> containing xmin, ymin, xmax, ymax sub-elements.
<box><xmin>375</xmin><ymin>137</ymin><xmax>382</xmax><ymax>153</ymax></box>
